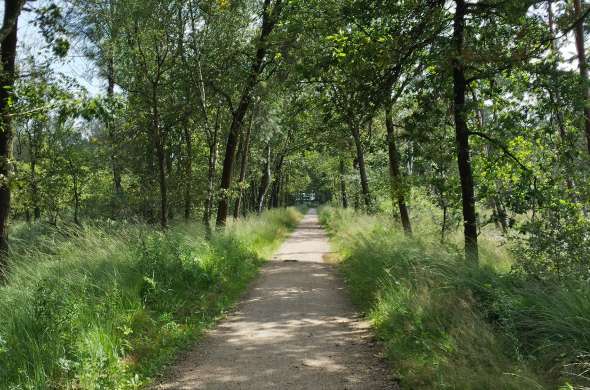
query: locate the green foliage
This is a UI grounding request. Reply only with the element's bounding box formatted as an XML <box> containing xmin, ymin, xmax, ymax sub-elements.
<box><xmin>0</xmin><ymin>208</ymin><xmax>301</xmax><ymax>389</ymax></box>
<box><xmin>514</xmin><ymin>202</ymin><xmax>590</xmax><ymax>281</ymax></box>
<box><xmin>321</xmin><ymin>207</ymin><xmax>590</xmax><ymax>389</ymax></box>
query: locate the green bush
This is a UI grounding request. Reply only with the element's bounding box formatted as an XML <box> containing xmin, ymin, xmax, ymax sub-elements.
<box><xmin>0</xmin><ymin>208</ymin><xmax>301</xmax><ymax>389</ymax></box>
<box><xmin>321</xmin><ymin>207</ymin><xmax>590</xmax><ymax>390</ymax></box>
<box><xmin>514</xmin><ymin>202</ymin><xmax>590</xmax><ymax>282</ymax></box>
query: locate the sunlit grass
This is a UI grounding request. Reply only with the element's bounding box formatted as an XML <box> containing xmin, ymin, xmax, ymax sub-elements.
<box><xmin>0</xmin><ymin>207</ymin><xmax>302</xmax><ymax>389</ymax></box>
<box><xmin>320</xmin><ymin>206</ymin><xmax>590</xmax><ymax>390</ymax></box>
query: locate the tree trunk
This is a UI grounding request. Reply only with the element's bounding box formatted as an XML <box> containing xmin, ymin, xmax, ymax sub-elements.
<box><xmin>104</xmin><ymin>0</ymin><xmax>121</xmax><ymax>196</ymax></box>
<box><xmin>278</xmin><ymin>174</ymin><xmax>285</xmax><ymax>207</ymax></box>
<box><xmin>339</xmin><ymin>159</ymin><xmax>348</xmax><ymax>208</ymax></box>
<box><xmin>152</xmin><ymin>88</ymin><xmax>167</xmax><ymax>229</ymax></box>
<box><xmin>203</xmin><ymin>116</ymin><xmax>219</xmax><ymax>231</ymax></box>
<box><xmin>257</xmin><ymin>144</ymin><xmax>272</xmax><ymax>213</ymax></box>
<box><xmin>281</xmin><ymin>171</ymin><xmax>289</xmax><ymax>206</ymax></box>
<box><xmin>248</xmin><ymin>178</ymin><xmax>258</xmax><ymax>214</ymax></box>
<box><xmin>107</xmin><ymin>57</ymin><xmax>122</xmax><ymax>197</ymax></box>
<box><xmin>270</xmin><ymin>154</ymin><xmax>284</xmax><ymax>208</ymax></box>
<box><xmin>547</xmin><ymin>1</ymin><xmax>576</xmax><ymax>191</ymax></box>
<box><xmin>573</xmin><ymin>0</ymin><xmax>590</xmax><ymax>155</ymax></box>
<box><xmin>183</xmin><ymin>125</ymin><xmax>193</xmax><ymax>220</ymax></box>
<box><xmin>350</xmin><ymin>123</ymin><xmax>372</xmax><ymax>211</ymax></box>
<box><xmin>441</xmin><ymin>203</ymin><xmax>448</xmax><ymax>243</ymax></box>
<box><xmin>30</xmin><ymin>155</ymin><xmax>40</xmax><ymax>221</ymax></box>
<box><xmin>452</xmin><ymin>0</ymin><xmax>478</xmax><ymax>263</ymax></box>
<box><xmin>73</xmin><ymin>173</ymin><xmax>80</xmax><ymax>226</ymax></box>
<box><xmin>216</xmin><ymin>0</ymin><xmax>282</xmax><ymax>227</ymax></box>
<box><xmin>385</xmin><ymin>105</ymin><xmax>412</xmax><ymax>235</ymax></box>
<box><xmin>233</xmin><ymin>114</ymin><xmax>253</xmax><ymax>218</ymax></box>
<box><xmin>0</xmin><ymin>0</ymin><xmax>22</xmax><ymax>262</ymax></box>
<box><xmin>493</xmin><ymin>197</ymin><xmax>508</xmax><ymax>233</ymax></box>
<box><xmin>547</xmin><ymin>1</ymin><xmax>567</xmax><ymax>140</ymax></box>
<box><xmin>217</xmin><ymin>102</ymin><xmax>253</xmax><ymax>225</ymax></box>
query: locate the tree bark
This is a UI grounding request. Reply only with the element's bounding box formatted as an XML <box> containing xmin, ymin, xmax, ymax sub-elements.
<box><xmin>216</xmin><ymin>0</ymin><xmax>282</xmax><ymax>227</ymax></box>
<box><xmin>385</xmin><ymin>105</ymin><xmax>412</xmax><ymax>235</ymax></box>
<box><xmin>203</xmin><ymin>114</ymin><xmax>219</xmax><ymax>231</ymax></box>
<box><xmin>151</xmin><ymin>88</ymin><xmax>167</xmax><ymax>229</ymax></box>
<box><xmin>545</xmin><ymin>1</ymin><xmax>576</xmax><ymax>192</ymax></box>
<box><xmin>0</xmin><ymin>0</ymin><xmax>23</xmax><ymax>263</ymax></box>
<box><xmin>270</xmin><ymin>154</ymin><xmax>284</xmax><ymax>208</ymax></box>
<box><xmin>183</xmin><ymin>124</ymin><xmax>193</xmax><ymax>220</ymax></box>
<box><xmin>339</xmin><ymin>159</ymin><xmax>348</xmax><ymax>208</ymax></box>
<box><xmin>441</xmin><ymin>203</ymin><xmax>448</xmax><ymax>243</ymax></box>
<box><xmin>257</xmin><ymin>144</ymin><xmax>271</xmax><ymax>213</ymax></box>
<box><xmin>452</xmin><ymin>0</ymin><xmax>478</xmax><ymax>263</ymax></box>
<box><xmin>107</xmin><ymin>54</ymin><xmax>122</xmax><ymax>197</ymax></box>
<box><xmin>573</xmin><ymin>0</ymin><xmax>590</xmax><ymax>155</ymax></box>
<box><xmin>69</xmin><ymin>162</ymin><xmax>81</xmax><ymax>226</ymax></box>
<box><xmin>282</xmin><ymin>172</ymin><xmax>289</xmax><ymax>206</ymax></box>
<box><xmin>350</xmin><ymin>123</ymin><xmax>372</xmax><ymax>211</ymax></box>
<box><xmin>26</xmin><ymin>126</ymin><xmax>41</xmax><ymax>221</ymax></box>
<box><xmin>233</xmin><ymin>113</ymin><xmax>253</xmax><ymax>218</ymax></box>
<box><xmin>30</xmin><ymin>153</ymin><xmax>40</xmax><ymax>221</ymax></box>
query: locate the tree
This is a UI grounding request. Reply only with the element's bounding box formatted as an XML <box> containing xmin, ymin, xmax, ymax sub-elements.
<box><xmin>0</xmin><ymin>0</ymin><xmax>27</xmax><ymax>265</ymax></box>
<box><xmin>572</xmin><ymin>0</ymin><xmax>590</xmax><ymax>155</ymax></box>
<box><xmin>216</xmin><ymin>0</ymin><xmax>285</xmax><ymax>227</ymax></box>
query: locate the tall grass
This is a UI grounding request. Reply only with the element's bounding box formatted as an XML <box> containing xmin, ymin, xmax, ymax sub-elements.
<box><xmin>320</xmin><ymin>206</ymin><xmax>590</xmax><ymax>390</ymax></box>
<box><xmin>0</xmin><ymin>207</ymin><xmax>302</xmax><ymax>389</ymax></box>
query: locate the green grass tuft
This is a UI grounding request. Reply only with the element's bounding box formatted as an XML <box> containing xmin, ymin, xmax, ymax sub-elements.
<box><xmin>320</xmin><ymin>206</ymin><xmax>590</xmax><ymax>390</ymax></box>
<box><xmin>0</xmin><ymin>208</ymin><xmax>302</xmax><ymax>389</ymax></box>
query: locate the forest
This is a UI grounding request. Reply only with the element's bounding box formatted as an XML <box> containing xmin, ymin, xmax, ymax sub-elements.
<box><xmin>0</xmin><ymin>0</ymin><xmax>589</xmax><ymax>389</ymax></box>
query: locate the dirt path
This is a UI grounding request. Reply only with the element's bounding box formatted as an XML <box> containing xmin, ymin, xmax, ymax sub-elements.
<box><xmin>155</xmin><ymin>209</ymin><xmax>394</xmax><ymax>389</ymax></box>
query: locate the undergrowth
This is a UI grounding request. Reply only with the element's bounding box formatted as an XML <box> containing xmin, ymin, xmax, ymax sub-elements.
<box><xmin>320</xmin><ymin>206</ymin><xmax>590</xmax><ymax>390</ymax></box>
<box><xmin>0</xmin><ymin>207</ymin><xmax>302</xmax><ymax>389</ymax></box>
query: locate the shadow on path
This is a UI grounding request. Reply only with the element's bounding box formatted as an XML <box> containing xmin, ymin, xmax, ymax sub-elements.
<box><xmin>155</xmin><ymin>209</ymin><xmax>395</xmax><ymax>390</ymax></box>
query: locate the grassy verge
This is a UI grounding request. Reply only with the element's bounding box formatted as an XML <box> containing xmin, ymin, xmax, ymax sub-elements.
<box><xmin>0</xmin><ymin>207</ymin><xmax>302</xmax><ymax>389</ymax></box>
<box><xmin>320</xmin><ymin>206</ymin><xmax>590</xmax><ymax>390</ymax></box>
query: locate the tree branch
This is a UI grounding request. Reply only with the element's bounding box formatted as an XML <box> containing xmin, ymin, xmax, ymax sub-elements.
<box><xmin>467</xmin><ymin>130</ymin><xmax>531</xmax><ymax>172</ymax></box>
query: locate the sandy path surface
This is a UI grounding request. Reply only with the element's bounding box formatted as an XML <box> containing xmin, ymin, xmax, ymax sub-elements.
<box><xmin>155</xmin><ymin>209</ymin><xmax>394</xmax><ymax>389</ymax></box>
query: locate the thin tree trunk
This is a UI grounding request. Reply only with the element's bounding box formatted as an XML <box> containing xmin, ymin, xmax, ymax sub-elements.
<box><xmin>248</xmin><ymin>178</ymin><xmax>258</xmax><ymax>214</ymax></box>
<box><xmin>270</xmin><ymin>154</ymin><xmax>284</xmax><ymax>208</ymax></box>
<box><xmin>453</xmin><ymin>0</ymin><xmax>478</xmax><ymax>263</ymax></box>
<box><xmin>573</xmin><ymin>0</ymin><xmax>590</xmax><ymax>155</ymax></box>
<box><xmin>216</xmin><ymin>0</ymin><xmax>282</xmax><ymax>227</ymax></box>
<box><xmin>27</xmin><ymin>128</ymin><xmax>41</xmax><ymax>221</ymax></box>
<box><xmin>278</xmin><ymin>174</ymin><xmax>285</xmax><ymax>207</ymax></box>
<box><xmin>494</xmin><ymin>197</ymin><xmax>508</xmax><ymax>233</ymax></box>
<box><xmin>257</xmin><ymin>144</ymin><xmax>272</xmax><ymax>213</ymax></box>
<box><xmin>281</xmin><ymin>171</ymin><xmax>289</xmax><ymax>207</ymax></box>
<box><xmin>233</xmin><ymin>114</ymin><xmax>253</xmax><ymax>219</ymax></box>
<box><xmin>0</xmin><ymin>0</ymin><xmax>23</xmax><ymax>262</ymax></box>
<box><xmin>107</xmin><ymin>57</ymin><xmax>122</xmax><ymax>197</ymax></box>
<box><xmin>203</xmin><ymin>115</ymin><xmax>219</xmax><ymax>231</ymax></box>
<box><xmin>385</xmin><ymin>105</ymin><xmax>412</xmax><ymax>235</ymax></box>
<box><xmin>441</xmin><ymin>203</ymin><xmax>448</xmax><ymax>243</ymax></box>
<box><xmin>339</xmin><ymin>159</ymin><xmax>348</xmax><ymax>208</ymax></box>
<box><xmin>183</xmin><ymin>125</ymin><xmax>193</xmax><ymax>220</ymax></box>
<box><xmin>30</xmin><ymin>156</ymin><xmax>40</xmax><ymax>221</ymax></box>
<box><xmin>73</xmin><ymin>173</ymin><xmax>80</xmax><ymax>226</ymax></box>
<box><xmin>104</xmin><ymin>0</ymin><xmax>122</xmax><ymax>197</ymax></box>
<box><xmin>350</xmin><ymin>123</ymin><xmax>372</xmax><ymax>211</ymax></box>
<box><xmin>152</xmin><ymin>88</ymin><xmax>167</xmax><ymax>229</ymax></box>
<box><xmin>547</xmin><ymin>1</ymin><xmax>567</xmax><ymax>140</ymax></box>
<box><xmin>546</xmin><ymin>1</ymin><xmax>576</xmax><ymax>191</ymax></box>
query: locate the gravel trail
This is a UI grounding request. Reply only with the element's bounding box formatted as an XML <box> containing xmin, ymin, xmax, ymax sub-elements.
<box><xmin>155</xmin><ymin>209</ymin><xmax>394</xmax><ymax>389</ymax></box>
